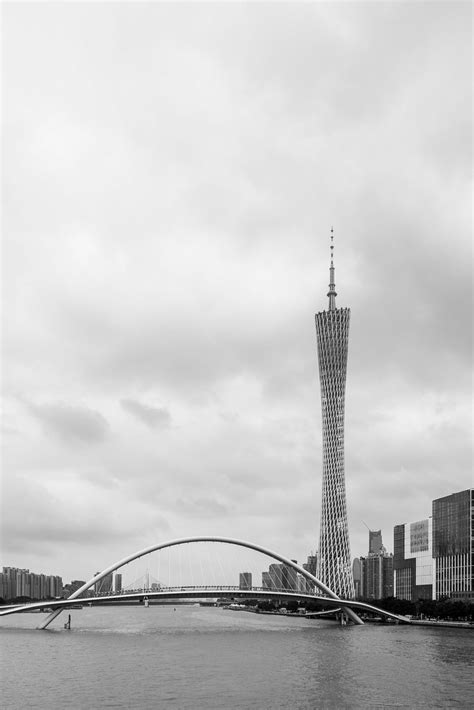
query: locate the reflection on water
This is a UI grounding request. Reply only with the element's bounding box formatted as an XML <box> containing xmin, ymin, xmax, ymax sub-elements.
<box><xmin>1</xmin><ymin>606</ymin><xmax>472</xmax><ymax>709</ymax></box>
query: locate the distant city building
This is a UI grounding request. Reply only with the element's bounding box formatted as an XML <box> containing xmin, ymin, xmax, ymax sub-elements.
<box><xmin>94</xmin><ymin>572</ymin><xmax>113</xmax><ymax>594</ymax></box>
<box><xmin>297</xmin><ymin>573</ymin><xmax>307</xmax><ymax>594</ymax></box>
<box><xmin>114</xmin><ymin>573</ymin><xmax>123</xmax><ymax>593</ymax></box>
<box><xmin>360</xmin><ymin>554</ymin><xmax>393</xmax><ymax>600</ymax></box>
<box><xmin>303</xmin><ymin>554</ymin><xmax>317</xmax><ymax>577</ymax></box>
<box><xmin>432</xmin><ymin>489</ymin><xmax>473</xmax><ymax>601</ymax></box>
<box><xmin>102</xmin><ymin>573</ymin><xmax>113</xmax><ymax>593</ymax></box>
<box><xmin>0</xmin><ymin>567</ymin><xmax>62</xmax><ymax>601</ymax></box>
<box><xmin>356</xmin><ymin>530</ymin><xmax>393</xmax><ymax>600</ymax></box>
<box><xmin>262</xmin><ymin>571</ymin><xmax>273</xmax><ymax>590</ymax></box>
<box><xmin>62</xmin><ymin>580</ymin><xmax>86</xmax><ymax>598</ymax></box>
<box><xmin>393</xmin><ymin>519</ymin><xmax>433</xmax><ymax>601</ymax></box>
<box><xmin>270</xmin><ymin>563</ymin><xmax>298</xmax><ymax>591</ymax></box>
<box><xmin>368</xmin><ymin>530</ymin><xmax>383</xmax><ymax>555</ymax></box>
<box><xmin>268</xmin><ymin>563</ymin><xmax>284</xmax><ymax>589</ymax></box>
<box><xmin>352</xmin><ymin>558</ymin><xmax>362</xmax><ymax>598</ymax></box>
<box><xmin>302</xmin><ymin>554</ymin><xmax>318</xmax><ymax>594</ymax></box>
<box><xmin>261</xmin><ymin>560</ymin><xmax>306</xmax><ymax>594</ymax></box>
<box><xmin>261</xmin><ymin>563</ymin><xmax>296</xmax><ymax>591</ymax></box>
<box><xmin>239</xmin><ymin>572</ymin><xmax>252</xmax><ymax>590</ymax></box>
<box><xmin>286</xmin><ymin>561</ymin><xmax>299</xmax><ymax>591</ymax></box>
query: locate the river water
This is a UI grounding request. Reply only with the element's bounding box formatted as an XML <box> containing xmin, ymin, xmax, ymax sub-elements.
<box><xmin>1</xmin><ymin>605</ymin><xmax>472</xmax><ymax>709</ymax></box>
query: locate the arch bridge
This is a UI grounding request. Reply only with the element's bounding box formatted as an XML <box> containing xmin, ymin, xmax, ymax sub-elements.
<box><xmin>0</xmin><ymin>536</ymin><xmax>410</xmax><ymax>628</ymax></box>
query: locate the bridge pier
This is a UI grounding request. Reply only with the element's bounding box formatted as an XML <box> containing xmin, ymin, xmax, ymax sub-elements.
<box><xmin>38</xmin><ymin>607</ymin><xmax>63</xmax><ymax>630</ymax></box>
<box><xmin>337</xmin><ymin>612</ymin><xmax>348</xmax><ymax>626</ymax></box>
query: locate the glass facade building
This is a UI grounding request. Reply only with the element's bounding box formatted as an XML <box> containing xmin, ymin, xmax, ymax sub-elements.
<box><xmin>369</xmin><ymin>530</ymin><xmax>383</xmax><ymax>554</ymax></box>
<box><xmin>393</xmin><ymin>490</ymin><xmax>473</xmax><ymax>601</ymax></box>
<box><xmin>94</xmin><ymin>572</ymin><xmax>113</xmax><ymax>594</ymax></box>
<box><xmin>393</xmin><ymin>519</ymin><xmax>434</xmax><ymax>601</ymax></box>
<box><xmin>432</xmin><ymin>489</ymin><xmax>473</xmax><ymax>600</ymax></box>
<box><xmin>114</xmin><ymin>573</ymin><xmax>123</xmax><ymax>593</ymax></box>
<box><xmin>356</xmin><ymin>530</ymin><xmax>393</xmax><ymax>600</ymax></box>
<box><xmin>302</xmin><ymin>554</ymin><xmax>318</xmax><ymax>594</ymax></box>
<box><xmin>359</xmin><ymin>554</ymin><xmax>393</xmax><ymax>600</ymax></box>
<box><xmin>239</xmin><ymin>572</ymin><xmax>252</xmax><ymax>590</ymax></box>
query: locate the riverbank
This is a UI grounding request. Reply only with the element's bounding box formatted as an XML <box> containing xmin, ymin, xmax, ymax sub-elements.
<box><xmin>410</xmin><ymin>619</ymin><xmax>473</xmax><ymax>629</ymax></box>
<box><xmin>224</xmin><ymin>605</ymin><xmax>474</xmax><ymax>628</ymax></box>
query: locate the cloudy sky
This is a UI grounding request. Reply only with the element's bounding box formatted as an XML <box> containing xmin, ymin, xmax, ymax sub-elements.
<box><xmin>2</xmin><ymin>1</ymin><xmax>472</xmax><ymax>584</ymax></box>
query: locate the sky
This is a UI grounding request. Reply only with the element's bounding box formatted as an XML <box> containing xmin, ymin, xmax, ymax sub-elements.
<box><xmin>2</xmin><ymin>1</ymin><xmax>472</xmax><ymax>584</ymax></box>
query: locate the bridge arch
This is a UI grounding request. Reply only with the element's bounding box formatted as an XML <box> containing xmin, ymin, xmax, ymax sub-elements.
<box><xmin>37</xmin><ymin>536</ymin><xmax>364</xmax><ymax>628</ymax></box>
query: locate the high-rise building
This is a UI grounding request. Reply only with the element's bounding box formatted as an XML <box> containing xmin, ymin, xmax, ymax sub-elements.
<box><xmin>393</xmin><ymin>519</ymin><xmax>433</xmax><ymax>601</ymax></box>
<box><xmin>0</xmin><ymin>567</ymin><xmax>63</xmax><ymax>601</ymax></box>
<box><xmin>261</xmin><ymin>562</ymin><xmax>299</xmax><ymax>592</ymax></box>
<box><xmin>359</xmin><ymin>554</ymin><xmax>394</xmax><ymax>600</ymax></box>
<box><xmin>357</xmin><ymin>530</ymin><xmax>393</xmax><ymax>600</ymax></box>
<box><xmin>114</xmin><ymin>573</ymin><xmax>123</xmax><ymax>593</ymax></box>
<box><xmin>285</xmin><ymin>561</ymin><xmax>299</xmax><ymax>591</ymax></box>
<box><xmin>94</xmin><ymin>572</ymin><xmax>113</xmax><ymax>594</ymax></box>
<box><xmin>239</xmin><ymin>572</ymin><xmax>252</xmax><ymax>590</ymax></box>
<box><xmin>302</xmin><ymin>554</ymin><xmax>318</xmax><ymax>594</ymax></box>
<box><xmin>392</xmin><ymin>490</ymin><xmax>472</xmax><ymax>602</ymax></box>
<box><xmin>369</xmin><ymin>530</ymin><xmax>383</xmax><ymax>555</ymax></box>
<box><xmin>303</xmin><ymin>554</ymin><xmax>317</xmax><ymax>577</ymax></box>
<box><xmin>297</xmin><ymin>574</ymin><xmax>307</xmax><ymax>594</ymax></box>
<box><xmin>62</xmin><ymin>580</ymin><xmax>86</xmax><ymax>598</ymax></box>
<box><xmin>315</xmin><ymin>230</ymin><xmax>354</xmax><ymax>599</ymax></box>
<box><xmin>352</xmin><ymin>558</ymin><xmax>362</xmax><ymax>598</ymax></box>
<box><xmin>432</xmin><ymin>489</ymin><xmax>473</xmax><ymax>600</ymax></box>
<box><xmin>268</xmin><ymin>563</ymin><xmax>284</xmax><ymax>589</ymax></box>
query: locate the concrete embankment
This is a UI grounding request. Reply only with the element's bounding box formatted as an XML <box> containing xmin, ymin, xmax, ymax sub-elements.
<box><xmin>409</xmin><ymin>619</ymin><xmax>473</xmax><ymax>629</ymax></box>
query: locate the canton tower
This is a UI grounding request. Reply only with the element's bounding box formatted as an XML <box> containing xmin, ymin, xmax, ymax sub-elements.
<box><xmin>314</xmin><ymin>229</ymin><xmax>355</xmax><ymax>599</ymax></box>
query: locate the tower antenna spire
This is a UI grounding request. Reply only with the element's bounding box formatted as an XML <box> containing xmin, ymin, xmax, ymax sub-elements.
<box><xmin>327</xmin><ymin>226</ymin><xmax>337</xmax><ymax>311</ymax></box>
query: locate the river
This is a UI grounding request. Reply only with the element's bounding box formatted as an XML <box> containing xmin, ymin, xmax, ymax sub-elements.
<box><xmin>1</xmin><ymin>605</ymin><xmax>472</xmax><ymax>708</ymax></box>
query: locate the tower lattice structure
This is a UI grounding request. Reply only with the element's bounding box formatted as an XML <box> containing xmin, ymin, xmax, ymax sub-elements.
<box><xmin>314</xmin><ymin>231</ymin><xmax>355</xmax><ymax>599</ymax></box>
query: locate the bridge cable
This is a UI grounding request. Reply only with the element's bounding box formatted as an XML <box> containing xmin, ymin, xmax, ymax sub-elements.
<box><xmin>199</xmin><ymin>544</ymin><xmax>206</xmax><ymax>588</ymax></box>
<box><xmin>167</xmin><ymin>547</ymin><xmax>170</xmax><ymax>589</ymax></box>
<box><xmin>216</xmin><ymin>546</ymin><xmax>226</xmax><ymax>590</ymax></box>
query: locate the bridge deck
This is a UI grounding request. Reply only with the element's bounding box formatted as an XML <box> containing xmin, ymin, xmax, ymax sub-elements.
<box><xmin>0</xmin><ymin>587</ymin><xmax>411</xmax><ymax>624</ymax></box>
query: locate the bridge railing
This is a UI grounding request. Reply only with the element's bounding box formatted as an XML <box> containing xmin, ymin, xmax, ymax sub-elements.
<box><xmin>83</xmin><ymin>585</ymin><xmax>320</xmax><ymax>598</ymax></box>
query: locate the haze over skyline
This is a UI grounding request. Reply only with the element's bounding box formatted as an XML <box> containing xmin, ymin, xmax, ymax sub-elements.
<box><xmin>2</xmin><ymin>2</ymin><xmax>472</xmax><ymax>582</ymax></box>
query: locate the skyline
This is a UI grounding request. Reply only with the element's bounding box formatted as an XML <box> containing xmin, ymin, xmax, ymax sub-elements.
<box><xmin>2</xmin><ymin>2</ymin><xmax>472</xmax><ymax>582</ymax></box>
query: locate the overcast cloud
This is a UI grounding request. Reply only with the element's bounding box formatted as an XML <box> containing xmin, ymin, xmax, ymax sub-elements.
<box><xmin>1</xmin><ymin>2</ymin><xmax>472</xmax><ymax>582</ymax></box>
<box><xmin>120</xmin><ymin>398</ymin><xmax>171</xmax><ymax>429</ymax></box>
<box><xmin>28</xmin><ymin>401</ymin><xmax>110</xmax><ymax>444</ymax></box>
